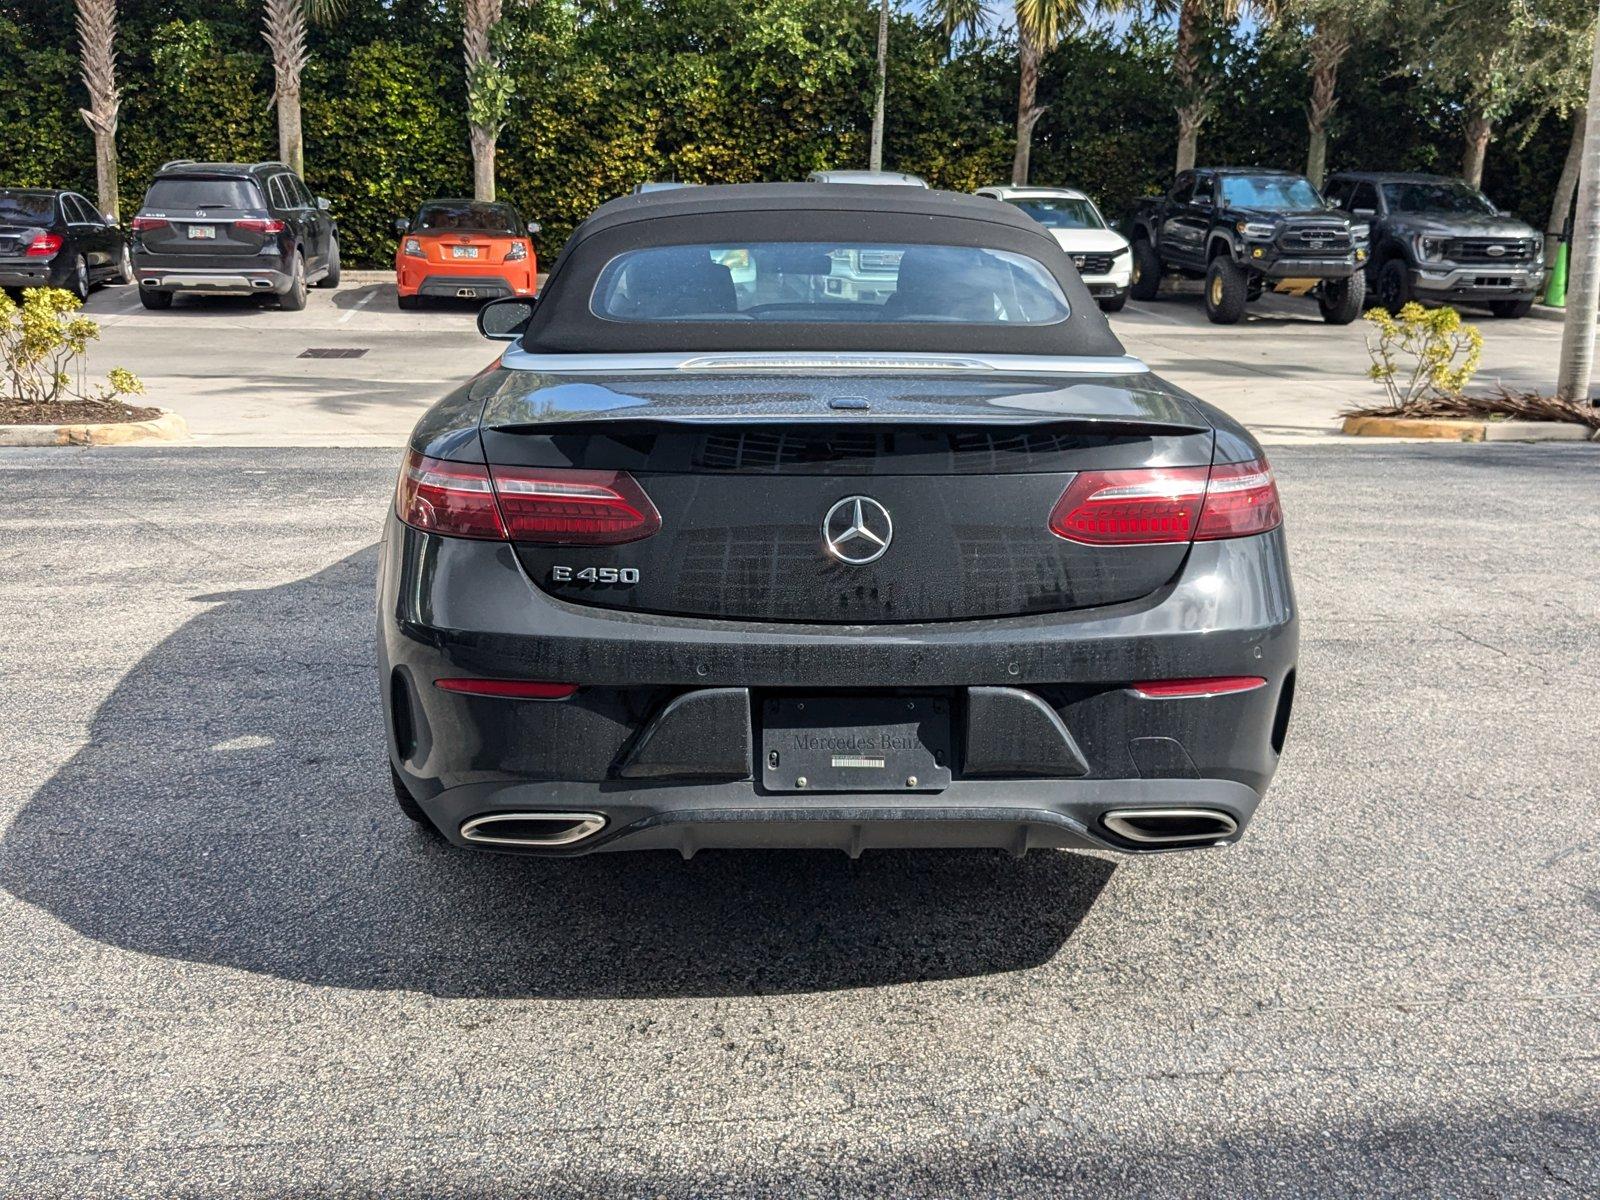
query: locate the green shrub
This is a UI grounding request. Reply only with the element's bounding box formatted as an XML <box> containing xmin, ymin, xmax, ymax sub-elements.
<box><xmin>0</xmin><ymin>289</ymin><xmax>145</xmax><ymax>407</ymax></box>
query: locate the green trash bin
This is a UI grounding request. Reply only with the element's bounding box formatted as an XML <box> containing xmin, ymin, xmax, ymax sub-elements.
<box><xmin>1544</xmin><ymin>240</ymin><xmax>1569</xmax><ymax>308</ymax></box>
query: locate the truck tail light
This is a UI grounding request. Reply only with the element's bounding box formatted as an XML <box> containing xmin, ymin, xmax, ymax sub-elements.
<box><xmin>1049</xmin><ymin>458</ymin><xmax>1281</xmax><ymax>545</ymax></box>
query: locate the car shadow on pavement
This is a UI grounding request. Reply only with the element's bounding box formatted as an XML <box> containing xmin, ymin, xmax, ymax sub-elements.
<box><xmin>0</xmin><ymin>549</ymin><xmax>1113</xmax><ymax>1000</ymax></box>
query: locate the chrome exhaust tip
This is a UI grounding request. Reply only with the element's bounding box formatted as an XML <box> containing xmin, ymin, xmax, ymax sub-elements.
<box><xmin>252</xmin><ymin>278</ymin><xmax>273</xmax><ymax>289</ymax></box>
<box><xmin>459</xmin><ymin>811</ymin><xmax>606</xmax><ymax>848</ymax></box>
<box><xmin>456</xmin><ymin>288</ymin><xmax>477</xmax><ymax>299</ymax></box>
<box><xmin>1102</xmin><ymin>808</ymin><xmax>1238</xmax><ymax>845</ymax></box>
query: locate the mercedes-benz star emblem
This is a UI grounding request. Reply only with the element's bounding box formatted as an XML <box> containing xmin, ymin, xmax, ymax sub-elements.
<box><xmin>823</xmin><ymin>496</ymin><xmax>893</xmax><ymax>565</ymax></box>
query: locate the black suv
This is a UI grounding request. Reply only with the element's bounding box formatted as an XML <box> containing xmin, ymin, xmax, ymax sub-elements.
<box><xmin>1129</xmin><ymin>167</ymin><xmax>1368</xmax><ymax>324</ymax></box>
<box><xmin>130</xmin><ymin>160</ymin><xmax>339</xmax><ymax>310</ymax></box>
<box><xmin>1324</xmin><ymin>171</ymin><xmax>1544</xmax><ymax>318</ymax></box>
<box><xmin>0</xmin><ymin>188</ymin><xmax>130</xmax><ymax>300</ymax></box>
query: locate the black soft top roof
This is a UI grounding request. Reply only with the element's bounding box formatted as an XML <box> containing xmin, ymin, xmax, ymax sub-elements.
<box><xmin>518</xmin><ymin>184</ymin><xmax>1125</xmax><ymax>358</ymax></box>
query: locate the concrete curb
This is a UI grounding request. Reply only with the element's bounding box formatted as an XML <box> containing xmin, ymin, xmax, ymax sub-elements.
<box><xmin>342</xmin><ymin>270</ymin><xmax>395</xmax><ymax>284</ymax></box>
<box><xmin>0</xmin><ymin>408</ymin><xmax>189</xmax><ymax>447</ymax></box>
<box><xmin>1341</xmin><ymin>415</ymin><xmax>1594</xmax><ymax>442</ymax></box>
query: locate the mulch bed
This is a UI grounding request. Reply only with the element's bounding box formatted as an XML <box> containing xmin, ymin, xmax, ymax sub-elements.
<box><xmin>0</xmin><ymin>399</ymin><xmax>163</xmax><ymax>426</ymax></box>
<box><xmin>1342</xmin><ymin>388</ymin><xmax>1600</xmax><ymax>432</ymax></box>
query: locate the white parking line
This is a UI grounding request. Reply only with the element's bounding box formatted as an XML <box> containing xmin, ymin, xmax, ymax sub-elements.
<box><xmin>338</xmin><ymin>287</ymin><xmax>379</xmax><ymax>324</ymax></box>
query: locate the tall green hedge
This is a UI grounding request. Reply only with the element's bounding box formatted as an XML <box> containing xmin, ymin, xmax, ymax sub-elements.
<box><xmin>0</xmin><ymin>0</ymin><xmax>1571</xmax><ymax>266</ymax></box>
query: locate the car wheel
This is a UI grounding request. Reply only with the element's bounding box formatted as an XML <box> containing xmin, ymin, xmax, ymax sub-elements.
<box><xmin>1488</xmin><ymin>297</ymin><xmax>1534</xmax><ymax>319</ymax></box>
<box><xmin>66</xmin><ymin>255</ymin><xmax>90</xmax><ymax>301</ymax></box>
<box><xmin>397</xmin><ymin>292</ymin><xmax>422</xmax><ymax>311</ymax></box>
<box><xmin>1130</xmin><ymin>239</ymin><xmax>1161</xmax><ymax>300</ymax></box>
<box><xmin>137</xmin><ymin>285</ymin><xmax>171</xmax><ymax>310</ymax></box>
<box><xmin>1204</xmin><ymin>257</ymin><xmax>1248</xmax><ymax>324</ymax></box>
<box><xmin>1376</xmin><ymin>259</ymin><xmax>1411</xmax><ymax>311</ymax></box>
<box><xmin>276</xmin><ymin>251</ymin><xmax>308</xmax><ymax>312</ymax></box>
<box><xmin>116</xmin><ymin>243</ymin><xmax>134</xmax><ymax>285</ymax></box>
<box><xmin>317</xmin><ymin>237</ymin><xmax>341</xmax><ymax>288</ymax></box>
<box><xmin>390</xmin><ymin>764</ymin><xmax>436</xmax><ymax>830</ymax></box>
<box><xmin>1318</xmin><ymin>273</ymin><xmax>1367</xmax><ymax>325</ymax></box>
<box><xmin>1097</xmin><ymin>290</ymin><xmax>1128</xmax><ymax>313</ymax></box>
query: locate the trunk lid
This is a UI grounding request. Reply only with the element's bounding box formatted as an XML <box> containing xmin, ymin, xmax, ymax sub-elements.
<box><xmin>478</xmin><ymin>366</ymin><xmax>1217</xmax><ymax>624</ymax></box>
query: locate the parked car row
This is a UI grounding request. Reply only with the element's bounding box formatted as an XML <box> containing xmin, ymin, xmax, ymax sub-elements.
<box><xmin>0</xmin><ymin>187</ymin><xmax>132</xmax><ymax>299</ymax></box>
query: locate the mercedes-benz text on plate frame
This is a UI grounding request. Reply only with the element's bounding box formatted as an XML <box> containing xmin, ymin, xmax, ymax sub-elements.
<box><xmin>377</xmin><ymin>182</ymin><xmax>1298</xmax><ymax>860</ymax></box>
<box><xmin>824</xmin><ymin>496</ymin><xmax>893</xmax><ymax>565</ymax></box>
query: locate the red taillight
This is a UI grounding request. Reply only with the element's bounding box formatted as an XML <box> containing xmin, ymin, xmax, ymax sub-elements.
<box><xmin>1049</xmin><ymin>457</ymin><xmax>1281</xmax><ymax>546</ymax></box>
<box><xmin>434</xmin><ymin>678</ymin><xmax>576</xmax><ymax>699</ymax></box>
<box><xmin>131</xmin><ymin>216</ymin><xmax>168</xmax><ymax>232</ymax></box>
<box><xmin>1130</xmin><ymin>676</ymin><xmax>1267</xmax><ymax>699</ymax></box>
<box><xmin>1193</xmin><ymin>459</ymin><xmax>1282</xmax><ymax>540</ymax></box>
<box><xmin>395</xmin><ymin>452</ymin><xmax>506</xmax><ymax>540</ymax></box>
<box><xmin>394</xmin><ymin>452</ymin><xmax>661</xmax><ymax>545</ymax></box>
<box><xmin>24</xmin><ymin>232</ymin><xmax>63</xmax><ymax>258</ymax></box>
<box><xmin>489</xmin><ymin>465</ymin><xmax>661</xmax><ymax>545</ymax></box>
<box><xmin>234</xmin><ymin>218</ymin><xmax>285</xmax><ymax>234</ymax></box>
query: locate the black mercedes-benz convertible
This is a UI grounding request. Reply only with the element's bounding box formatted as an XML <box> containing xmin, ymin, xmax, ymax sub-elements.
<box><xmin>376</xmin><ymin>184</ymin><xmax>1297</xmax><ymax>857</ymax></box>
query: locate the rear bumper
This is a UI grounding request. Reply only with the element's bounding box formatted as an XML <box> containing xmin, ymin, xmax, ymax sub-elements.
<box><xmin>377</xmin><ymin>513</ymin><xmax>1298</xmax><ymax>856</ymax></box>
<box><xmin>0</xmin><ymin>258</ymin><xmax>69</xmax><ymax>288</ymax></box>
<box><xmin>133</xmin><ymin>263</ymin><xmax>292</xmax><ymax>294</ymax></box>
<box><xmin>396</xmin><ymin>262</ymin><xmax>536</xmax><ymax>299</ymax></box>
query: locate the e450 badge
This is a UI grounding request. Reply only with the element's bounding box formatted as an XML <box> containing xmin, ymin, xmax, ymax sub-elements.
<box><xmin>551</xmin><ymin>565</ymin><xmax>640</xmax><ymax>585</ymax></box>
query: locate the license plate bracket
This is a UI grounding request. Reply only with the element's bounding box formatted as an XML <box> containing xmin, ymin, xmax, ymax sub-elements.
<box><xmin>760</xmin><ymin>696</ymin><xmax>952</xmax><ymax>793</ymax></box>
<box><xmin>187</xmin><ymin>224</ymin><xmax>216</xmax><ymax>239</ymax></box>
<box><xmin>451</xmin><ymin>245</ymin><xmax>480</xmax><ymax>259</ymax></box>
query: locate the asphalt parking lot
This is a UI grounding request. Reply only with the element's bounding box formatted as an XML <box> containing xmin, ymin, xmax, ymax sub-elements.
<box><xmin>70</xmin><ymin>276</ymin><xmax>1582</xmax><ymax>446</ymax></box>
<box><xmin>1</xmin><ymin>443</ymin><xmax>1595</xmax><ymax>1196</ymax></box>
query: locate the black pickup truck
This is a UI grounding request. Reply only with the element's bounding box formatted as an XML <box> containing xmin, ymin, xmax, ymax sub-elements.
<box><xmin>1128</xmin><ymin>167</ymin><xmax>1369</xmax><ymax>324</ymax></box>
<box><xmin>1323</xmin><ymin>171</ymin><xmax>1544</xmax><ymax>319</ymax></box>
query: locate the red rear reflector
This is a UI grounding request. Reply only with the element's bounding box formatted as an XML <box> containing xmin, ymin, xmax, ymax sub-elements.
<box><xmin>489</xmin><ymin>465</ymin><xmax>661</xmax><ymax>545</ymax></box>
<box><xmin>1130</xmin><ymin>676</ymin><xmax>1267</xmax><ymax>699</ymax></box>
<box><xmin>25</xmin><ymin>232</ymin><xmax>63</xmax><ymax>257</ymax></box>
<box><xmin>131</xmin><ymin>216</ymin><xmax>168</xmax><ymax>232</ymax></box>
<box><xmin>395</xmin><ymin>451</ymin><xmax>507</xmax><ymax>540</ymax></box>
<box><xmin>234</xmin><ymin>218</ymin><xmax>285</xmax><ymax>234</ymax></box>
<box><xmin>1049</xmin><ymin>457</ymin><xmax>1281</xmax><ymax>545</ymax></box>
<box><xmin>434</xmin><ymin>679</ymin><xmax>577</xmax><ymax>699</ymax></box>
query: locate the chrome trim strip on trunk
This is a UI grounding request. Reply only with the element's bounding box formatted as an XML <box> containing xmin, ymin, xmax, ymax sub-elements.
<box><xmin>497</xmin><ymin>349</ymin><xmax>1152</xmax><ymax>377</ymax></box>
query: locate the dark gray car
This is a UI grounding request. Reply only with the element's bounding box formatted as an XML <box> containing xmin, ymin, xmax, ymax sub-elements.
<box><xmin>1325</xmin><ymin>172</ymin><xmax>1544</xmax><ymax>318</ymax></box>
<box><xmin>130</xmin><ymin>160</ymin><xmax>339</xmax><ymax>310</ymax></box>
<box><xmin>376</xmin><ymin>185</ymin><xmax>1298</xmax><ymax>859</ymax></box>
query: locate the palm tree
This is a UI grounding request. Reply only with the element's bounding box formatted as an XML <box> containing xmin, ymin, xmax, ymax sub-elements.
<box><xmin>74</xmin><ymin>0</ymin><xmax>121</xmax><ymax>221</ymax></box>
<box><xmin>1271</xmin><ymin>0</ymin><xmax>1384</xmax><ymax>186</ymax></box>
<box><xmin>869</xmin><ymin>0</ymin><xmax>890</xmax><ymax>171</ymax></box>
<box><xmin>1556</xmin><ymin>13</ymin><xmax>1600</xmax><ymax>403</ymax></box>
<box><xmin>464</xmin><ymin>0</ymin><xmax>515</xmax><ymax>201</ymax></box>
<box><xmin>1144</xmin><ymin>0</ymin><xmax>1275</xmax><ymax>174</ymax></box>
<box><xmin>939</xmin><ymin>0</ymin><xmax>1117</xmax><ymax>186</ymax></box>
<box><xmin>262</xmin><ymin>0</ymin><xmax>344</xmax><ymax>176</ymax></box>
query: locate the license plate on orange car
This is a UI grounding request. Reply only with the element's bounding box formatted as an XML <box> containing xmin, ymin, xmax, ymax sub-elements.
<box><xmin>451</xmin><ymin>246</ymin><xmax>479</xmax><ymax>259</ymax></box>
<box><xmin>188</xmin><ymin>225</ymin><xmax>215</xmax><ymax>239</ymax></box>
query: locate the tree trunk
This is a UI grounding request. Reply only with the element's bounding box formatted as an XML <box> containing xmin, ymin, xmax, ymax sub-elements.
<box><xmin>1012</xmin><ymin>32</ymin><xmax>1045</xmax><ymax>187</ymax></box>
<box><xmin>263</xmin><ymin>0</ymin><xmax>310</xmax><ymax>176</ymax></box>
<box><xmin>869</xmin><ymin>0</ymin><xmax>888</xmax><ymax>172</ymax></box>
<box><xmin>1173</xmin><ymin>0</ymin><xmax>1205</xmax><ymax>173</ymax></box>
<box><xmin>74</xmin><ymin>0</ymin><xmax>121</xmax><ymax>221</ymax></box>
<box><xmin>471</xmin><ymin>127</ymin><xmax>497</xmax><ymax>201</ymax></box>
<box><xmin>1304</xmin><ymin>24</ymin><xmax>1349</xmax><ymax>188</ymax></box>
<box><xmin>1546</xmin><ymin>106</ymin><xmax>1586</xmax><ymax>259</ymax></box>
<box><xmin>1556</xmin><ymin>27</ymin><xmax>1600</xmax><ymax>403</ymax></box>
<box><xmin>1461</xmin><ymin>109</ymin><xmax>1491</xmax><ymax>188</ymax></box>
<box><xmin>276</xmin><ymin>80</ymin><xmax>304</xmax><ymax>175</ymax></box>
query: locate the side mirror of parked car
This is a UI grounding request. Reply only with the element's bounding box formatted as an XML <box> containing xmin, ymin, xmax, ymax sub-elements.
<box><xmin>477</xmin><ymin>296</ymin><xmax>537</xmax><ymax>341</ymax></box>
<box><xmin>393</xmin><ymin>218</ymin><xmax>410</xmax><ymax>235</ymax></box>
<box><xmin>527</xmin><ymin>220</ymin><xmax>542</xmax><ymax>235</ymax></box>
<box><xmin>315</xmin><ymin>196</ymin><xmax>331</xmax><ymax>211</ymax></box>
<box><xmin>103</xmin><ymin>211</ymin><xmax>116</xmax><ymax>225</ymax></box>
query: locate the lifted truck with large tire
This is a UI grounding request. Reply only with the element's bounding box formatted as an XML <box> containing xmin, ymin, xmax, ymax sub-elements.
<box><xmin>1129</xmin><ymin>167</ymin><xmax>1369</xmax><ymax>325</ymax></box>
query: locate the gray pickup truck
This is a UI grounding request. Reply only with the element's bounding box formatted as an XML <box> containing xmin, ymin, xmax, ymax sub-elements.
<box><xmin>1128</xmin><ymin>167</ymin><xmax>1368</xmax><ymax>325</ymax></box>
<box><xmin>1323</xmin><ymin>171</ymin><xmax>1544</xmax><ymax>319</ymax></box>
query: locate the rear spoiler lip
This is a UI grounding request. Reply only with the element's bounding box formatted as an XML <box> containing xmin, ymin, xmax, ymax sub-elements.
<box><xmin>496</xmin><ymin>349</ymin><xmax>1153</xmax><ymax>377</ymax></box>
<box><xmin>484</xmin><ymin>412</ymin><xmax>1212</xmax><ymax>436</ymax></box>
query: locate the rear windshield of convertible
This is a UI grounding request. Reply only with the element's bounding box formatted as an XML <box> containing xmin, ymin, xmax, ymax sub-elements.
<box><xmin>590</xmin><ymin>242</ymin><xmax>1071</xmax><ymax>325</ymax></box>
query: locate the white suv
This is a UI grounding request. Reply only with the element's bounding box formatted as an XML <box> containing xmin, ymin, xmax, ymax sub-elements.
<box><xmin>975</xmin><ymin>186</ymin><xmax>1132</xmax><ymax>312</ymax></box>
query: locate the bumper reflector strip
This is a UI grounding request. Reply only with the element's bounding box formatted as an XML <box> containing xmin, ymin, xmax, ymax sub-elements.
<box><xmin>1130</xmin><ymin>676</ymin><xmax>1267</xmax><ymax>699</ymax></box>
<box><xmin>434</xmin><ymin>679</ymin><xmax>577</xmax><ymax>699</ymax></box>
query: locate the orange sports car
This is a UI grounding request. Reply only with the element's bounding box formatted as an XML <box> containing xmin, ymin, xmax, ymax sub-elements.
<box><xmin>393</xmin><ymin>198</ymin><xmax>539</xmax><ymax>309</ymax></box>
